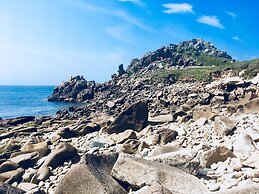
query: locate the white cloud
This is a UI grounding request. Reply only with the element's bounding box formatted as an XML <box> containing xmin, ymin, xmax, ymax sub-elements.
<box><xmin>118</xmin><ymin>0</ymin><xmax>145</xmax><ymax>6</ymax></box>
<box><xmin>226</xmin><ymin>11</ymin><xmax>236</xmax><ymax>18</ymax></box>
<box><xmin>163</xmin><ymin>3</ymin><xmax>194</xmax><ymax>14</ymax></box>
<box><xmin>197</xmin><ymin>16</ymin><xmax>225</xmax><ymax>29</ymax></box>
<box><xmin>232</xmin><ymin>36</ymin><xmax>242</xmax><ymax>42</ymax></box>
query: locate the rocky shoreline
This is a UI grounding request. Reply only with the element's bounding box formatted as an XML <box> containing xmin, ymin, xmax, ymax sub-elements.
<box><xmin>0</xmin><ymin>39</ymin><xmax>259</xmax><ymax>194</ymax></box>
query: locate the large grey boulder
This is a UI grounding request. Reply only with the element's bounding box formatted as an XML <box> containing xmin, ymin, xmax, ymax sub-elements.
<box><xmin>107</xmin><ymin>101</ymin><xmax>148</xmax><ymax>134</ymax></box>
<box><xmin>111</xmin><ymin>154</ymin><xmax>209</xmax><ymax>194</ymax></box>
<box><xmin>54</xmin><ymin>153</ymin><xmax>127</xmax><ymax>194</ymax></box>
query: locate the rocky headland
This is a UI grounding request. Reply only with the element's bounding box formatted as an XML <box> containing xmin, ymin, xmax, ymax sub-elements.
<box><xmin>0</xmin><ymin>39</ymin><xmax>259</xmax><ymax>194</ymax></box>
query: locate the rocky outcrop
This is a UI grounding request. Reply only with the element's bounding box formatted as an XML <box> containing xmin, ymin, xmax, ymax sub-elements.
<box><xmin>47</xmin><ymin>75</ymin><xmax>95</xmax><ymax>102</ymax></box>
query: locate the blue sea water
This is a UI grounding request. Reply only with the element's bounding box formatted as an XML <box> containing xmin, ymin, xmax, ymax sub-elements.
<box><xmin>0</xmin><ymin>86</ymin><xmax>80</xmax><ymax>119</ymax></box>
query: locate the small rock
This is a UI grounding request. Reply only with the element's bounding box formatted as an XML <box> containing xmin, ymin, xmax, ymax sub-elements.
<box><xmin>214</xmin><ymin>116</ymin><xmax>237</xmax><ymax>136</ymax></box>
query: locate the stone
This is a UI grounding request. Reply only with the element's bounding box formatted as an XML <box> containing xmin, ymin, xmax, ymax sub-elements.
<box><xmin>121</xmin><ymin>139</ymin><xmax>140</xmax><ymax>154</ymax></box>
<box><xmin>208</xmin><ymin>182</ymin><xmax>220</xmax><ymax>192</ymax></box>
<box><xmin>111</xmin><ymin>154</ymin><xmax>209</xmax><ymax>193</ymax></box>
<box><xmin>116</xmin><ymin>129</ymin><xmax>137</xmax><ymax>144</ymax></box>
<box><xmin>151</xmin><ymin>145</ymin><xmax>179</xmax><ymax>156</ymax></box>
<box><xmin>243</xmin><ymin>98</ymin><xmax>259</xmax><ymax>113</ymax></box>
<box><xmin>214</xmin><ymin>184</ymin><xmax>259</xmax><ymax>194</ymax></box>
<box><xmin>149</xmin><ymin>148</ymin><xmax>200</xmax><ymax>175</ymax></box>
<box><xmin>214</xmin><ymin>116</ymin><xmax>237</xmax><ymax>136</ymax></box>
<box><xmin>193</xmin><ymin>110</ymin><xmax>216</xmax><ymax>121</ymax></box>
<box><xmin>41</xmin><ymin>143</ymin><xmax>80</xmax><ymax>169</ymax></box>
<box><xmin>17</xmin><ymin>183</ymin><xmax>38</xmax><ymax>192</ymax></box>
<box><xmin>0</xmin><ymin>161</ymin><xmax>19</xmax><ymax>173</ymax></box>
<box><xmin>106</xmin><ymin>101</ymin><xmax>115</xmax><ymax>108</ymax></box>
<box><xmin>57</xmin><ymin>127</ymin><xmax>77</xmax><ymax>138</ymax></box>
<box><xmin>21</xmin><ymin>141</ymin><xmax>50</xmax><ymax>158</ymax></box>
<box><xmin>54</xmin><ymin>154</ymin><xmax>127</xmax><ymax>194</ymax></box>
<box><xmin>72</xmin><ymin>123</ymin><xmax>100</xmax><ymax>135</ymax></box>
<box><xmin>77</xmin><ymin>89</ymin><xmax>94</xmax><ymax>101</ymax></box>
<box><xmin>4</xmin><ymin>116</ymin><xmax>35</xmax><ymax>126</ymax></box>
<box><xmin>138</xmin><ymin>141</ymin><xmax>149</xmax><ymax>152</ymax></box>
<box><xmin>107</xmin><ymin>101</ymin><xmax>148</xmax><ymax>134</ymax></box>
<box><xmin>148</xmin><ymin>114</ymin><xmax>173</xmax><ymax>123</ymax></box>
<box><xmin>22</xmin><ymin>168</ymin><xmax>37</xmax><ymax>182</ymax></box>
<box><xmin>37</xmin><ymin>166</ymin><xmax>51</xmax><ymax>181</ymax></box>
<box><xmin>0</xmin><ymin>168</ymin><xmax>24</xmax><ymax>184</ymax></box>
<box><xmin>4</xmin><ymin>140</ymin><xmax>21</xmax><ymax>153</ymax></box>
<box><xmin>0</xmin><ymin>183</ymin><xmax>25</xmax><ymax>194</ymax></box>
<box><xmin>159</xmin><ymin>129</ymin><xmax>178</xmax><ymax>145</ymax></box>
<box><xmin>220</xmin><ymin>178</ymin><xmax>239</xmax><ymax>189</ymax></box>
<box><xmin>193</xmin><ymin>118</ymin><xmax>207</xmax><ymax>126</ymax></box>
<box><xmin>202</xmin><ymin>146</ymin><xmax>235</xmax><ymax>168</ymax></box>
<box><xmin>9</xmin><ymin>152</ymin><xmax>39</xmax><ymax>169</ymax></box>
<box><xmin>233</xmin><ymin>134</ymin><xmax>256</xmax><ymax>156</ymax></box>
<box><xmin>118</xmin><ymin>64</ymin><xmax>126</xmax><ymax>76</ymax></box>
<box><xmin>134</xmin><ymin>184</ymin><xmax>173</xmax><ymax>194</ymax></box>
<box><xmin>211</xmin><ymin>96</ymin><xmax>225</xmax><ymax>105</ymax></box>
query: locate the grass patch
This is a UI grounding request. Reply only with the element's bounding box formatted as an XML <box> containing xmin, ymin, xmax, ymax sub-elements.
<box><xmin>195</xmin><ymin>53</ymin><xmax>230</xmax><ymax>66</ymax></box>
<box><xmin>227</xmin><ymin>59</ymin><xmax>259</xmax><ymax>79</ymax></box>
<box><xmin>148</xmin><ymin>58</ymin><xmax>259</xmax><ymax>82</ymax></box>
<box><xmin>150</xmin><ymin>66</ymin><xmax>224</xmax><ymax>82</ymax></box>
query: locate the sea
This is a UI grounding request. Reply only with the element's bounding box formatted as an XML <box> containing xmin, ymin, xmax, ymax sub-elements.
<box><xmin>0</xmin><ymin>86</ymin><xmax>81</xmax><ymax>119</ymax></box>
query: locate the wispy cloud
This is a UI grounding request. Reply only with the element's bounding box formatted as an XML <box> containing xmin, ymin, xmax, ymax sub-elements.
<box><xmin>113</xmin><ymin>10</ymin><xmax>153</xmax><ymax>32</ymax></box>
<box><xmin>163</xmin><ymin>3</ymin><xmax>194</xmax><ymax>14</ymax></box>
<box><xmin>232</xmin><ymin>36</ymin><xmax>242</xmax><ymax>42</ymax></box>
<box><xmin>106</xmin><ymin>26</ymin><xmax>133</xmax><ymax>43</ymax></box>
<box><xmin>226</xmin><ymin>11</ymin><xmax>236</xmax><ymax>18</ymax></box>
<box><xmin>118</xmin><ymin>0</ymin><xmax>145</xmax><ymax>7</ymax></box>
<box><xmin>197</xmin><ymin>16</ymin><xmax>225</xmax><ymax>29</ymax></box>
<box><xmin>67</xmin><ymin>0</ymin><xmax>152</xmax><ymax>32</ymax></box>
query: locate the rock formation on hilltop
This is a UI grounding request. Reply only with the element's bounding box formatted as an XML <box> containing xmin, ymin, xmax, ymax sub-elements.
<box><xmin>127</xmin><ymin>38</ymin><xmax>234</xmax><ymax>74</ymax></box>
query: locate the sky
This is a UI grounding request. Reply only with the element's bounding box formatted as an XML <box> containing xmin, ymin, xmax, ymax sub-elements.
<box><xmin>0</xmin><ymin>0</ymin><xmax>259</xmax><ymax>85</ymax></box>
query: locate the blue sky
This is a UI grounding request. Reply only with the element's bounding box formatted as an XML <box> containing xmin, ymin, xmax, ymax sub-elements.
<box><xmin>0</xmin><ymin>0</ymin><xmax>259</xmax><ymax>85</ymax></box>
